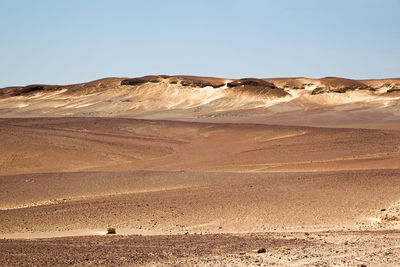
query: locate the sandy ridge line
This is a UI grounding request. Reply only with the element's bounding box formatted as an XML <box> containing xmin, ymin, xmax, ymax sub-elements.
<box><xmin>251</xmin><ymin>156</ymin><xmax>400</xmax><ymax>172</ymax></box>
<box><xmin>0</xmin><ymin>186</ymin><xmax>192</xmax><ymax>211</ymax></box>
<box><xmin>204</xmin><ymin>153</ymin><xmax>400</xmax><ymax>172</ymax></box>
<box><xmin>262</xmin><ymin>130</ymin><xmax>308</xmax><ymax>142</ymax></box>
<box><xmin>0</xmin><ymin>122</ymin><xmax>188</xmax><ymax>144</ymax></box>
<box><xmin>240</xmin><ymin>131</ymin><xmax>308</xmax><ymax>153</ymax></box>
<box><xmin>230</xmin><ymin>151</ymin><xmax>400</xmax><ymax>172</ymax></box>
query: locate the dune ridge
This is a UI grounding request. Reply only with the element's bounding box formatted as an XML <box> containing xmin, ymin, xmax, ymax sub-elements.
<box><xmin>2</xmin><ymin>75</ymin><xmax>400</xmax><ymax>98</ymax></box>
<box><xmin>0</xmin><ymin>75</ymin><xmax>400</xmax><ymax>128</ymax></box>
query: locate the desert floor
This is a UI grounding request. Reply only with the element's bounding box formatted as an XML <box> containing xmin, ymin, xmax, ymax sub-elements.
<box><xmin>1</xmin><ymin>118</ymin><xmax>400</xmax><ymax>266</ymax></box>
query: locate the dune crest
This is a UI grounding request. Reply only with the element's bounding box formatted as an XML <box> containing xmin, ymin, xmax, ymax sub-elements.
<box><xmin>0</xmin><ymin>75</ymin><xmax>399</xmax><ymax>127</ymax></box>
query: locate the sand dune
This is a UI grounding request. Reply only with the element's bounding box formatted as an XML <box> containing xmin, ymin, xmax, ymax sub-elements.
<box><xmin>1</xmin><ymin>118</ymin><xmax>399</xmax><ymax>234</ymax></box>
<box><xmin>1</xmin><ymin>118</ymin><xmax>399</xmax><ymax>175</ymax></box>
<box><xmin>1</xmin><ymin>76</ymin><xmax>400</xmax><ymax>265</ymax></box>
<box><xmin>0</xmin><ymin>76</ymin><xmax>399</xmax><ymax>129</ymax></box>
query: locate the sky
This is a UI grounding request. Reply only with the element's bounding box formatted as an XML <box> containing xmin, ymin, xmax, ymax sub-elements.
<box><xmin>0</xmin><ymin>0</ymin><xmax>399</xmax><ymax>87</ymax></box>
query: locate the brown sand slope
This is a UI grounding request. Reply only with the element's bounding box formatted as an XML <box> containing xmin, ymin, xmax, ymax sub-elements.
<box><xmin>1</xmin><ymin>76</ymin><xmax>400</xmax><ymax>265</ymax></box>
<box><xmin>1</xmin><ymin>118</ymin><xmax>399</xmax><ymax>175</ymax></box>
<box><xmin>1</xmin><ymin>169</ymin><xmax>400</xmax><ymax>236</ymax></box>
<box><xmin>0</xmin><ymin>118</ymin><xmax>399</xmax><ymax>266</ymax></box>
<box><xmin>0</xmin><ymin>118</ymin><xmax>399</xmax><ymax>236</ymax></box>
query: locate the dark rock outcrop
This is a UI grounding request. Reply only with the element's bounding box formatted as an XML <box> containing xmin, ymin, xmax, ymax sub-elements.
<box><xmin>0</xmin><ymin>84</ymin><xmax>59</xmax><ymax>97</ymax></box>
<box><xmin>265</xmin><ymin>77</ymin><xmax>312</xmax><ymax>90</ymax></box>
<box><xmin>227</xmin><ymin>78</ymin><xmax>289</xmax><ymax>97</ymax></box>
<box><xmin>311</xmin><ymin>77</ymin><xmax>373</xmax><ymax>95</ymax></box>
<box><xmin>178</xmin><ymin>77</ymin><xmax>225</xmax><ymax>88</ymax></box>
<box><xmin>3</xmin><ymin>76</ymin><xmax>400</xmax><ymax>100</ymax></box>
<box><xmin>387</xmin><ymin>88</ymin><xmax>400</xmax><ymax>93</ymax></box>
<box><xmin>121</xmin><ymin>76</ymin><xmax>163</xmax><ymax>86</ymax></box>
<box><xmin>0</xmin><ymin>78</ymin><xmax>125</xmax><ymax>98</ymax></box>
<box><xmin>121</xmin><ymin>75</ymin><xmax>226</xmax><ymax>88</ymax></box>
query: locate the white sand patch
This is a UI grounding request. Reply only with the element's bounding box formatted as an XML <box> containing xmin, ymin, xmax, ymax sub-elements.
<box><xmin>53</xmin><ymin>89</ymin><xmax>68</xmax><ymax>95</ymax></box>
<box><xmin>0</xmin><ymin>228</ymin><xmax>182</xmax><ymax>239</ymax></box>
<box><xmin>1</xmin><ymin>82</ymin><xmax>400</xmax><ymax>118</ymax></box>
<box><xmin>376</xmin><ymin>87</ymin><xmax>391</xmax><ymax>94</ymax></box>
<box><xmin>0</xmin><ymin>229</ymin><xmax>105</xmax><ymax>239</ymax></box>
<box><xmin>15</xmin><ymin>103</ymin><xmax>30</xmax><ymax>108</ymax></box>
<box><xmin>0</xmin><ymin>186</ymin><xmax>192</xmax><ymax>211</ymax></box>
<box><xmin>363</xmin><ymin>217</ymin><xmax>381</xmax><ymax>223</ymax></box>
<box><xmin>72</xmin><ymin>102</ymin><xmax>97</xmax><ymax>108</ymax></box>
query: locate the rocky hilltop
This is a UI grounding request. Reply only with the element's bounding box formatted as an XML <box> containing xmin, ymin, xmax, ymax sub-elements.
<box><xmin>0</xmin><ymin>75</ymin><xmax>399</xmax><ymax>126</ymax></box>
<box><xmin>2</xmin><ymin>75</ymin><xmax>400</xmax><ymax>98</ymax></box>
<box><xmin>266</xmin><ymin>77</ymin><xmax>400</xmax><ymax>95</ymax></box>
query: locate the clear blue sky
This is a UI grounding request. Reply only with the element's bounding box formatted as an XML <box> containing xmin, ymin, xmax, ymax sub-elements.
<box><xmin>1</xmin><ymin>0</ymin><xmax>399</xmax><ymax>87</ymax></box>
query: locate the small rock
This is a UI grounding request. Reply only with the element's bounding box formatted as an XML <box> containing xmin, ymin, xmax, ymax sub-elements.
<box><xmin>257</xmin><ymin>248</ymin><xmax>266</xmax><ymax>253</ymax></box>
<box><xmin>381</xmin><ymin>214</ymin><xmax>399</xmax><ymax>223</ymax></box>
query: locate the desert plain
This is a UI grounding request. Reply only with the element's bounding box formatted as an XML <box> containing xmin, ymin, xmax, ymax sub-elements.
<box><xmin>0</xmin><ymin>76</ymin><xmax>400</xmax><ymax>266</ymax></box>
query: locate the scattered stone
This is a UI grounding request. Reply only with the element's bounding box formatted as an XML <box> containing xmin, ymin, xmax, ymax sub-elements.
<box><xmin>257</xmin><ymin>248</ymin><xmax>266</xmax><ymax>254</ymax></box>
<box><xmin>381</xmin><ymin>214</ymin><xmax>399</xmax><ymax>223</ymax></box>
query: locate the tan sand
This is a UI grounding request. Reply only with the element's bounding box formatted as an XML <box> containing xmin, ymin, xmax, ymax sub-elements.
<box><xmin>1</xmin><ymin>76</ymin><xmax>400</xmax><ymax>265</ymax></box>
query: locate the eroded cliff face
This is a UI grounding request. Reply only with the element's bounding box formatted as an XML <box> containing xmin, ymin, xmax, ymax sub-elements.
<box><xmin>0</xmin><ymin>75</ymin><xmax>399</xmax><ymax>126</ymax></box>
